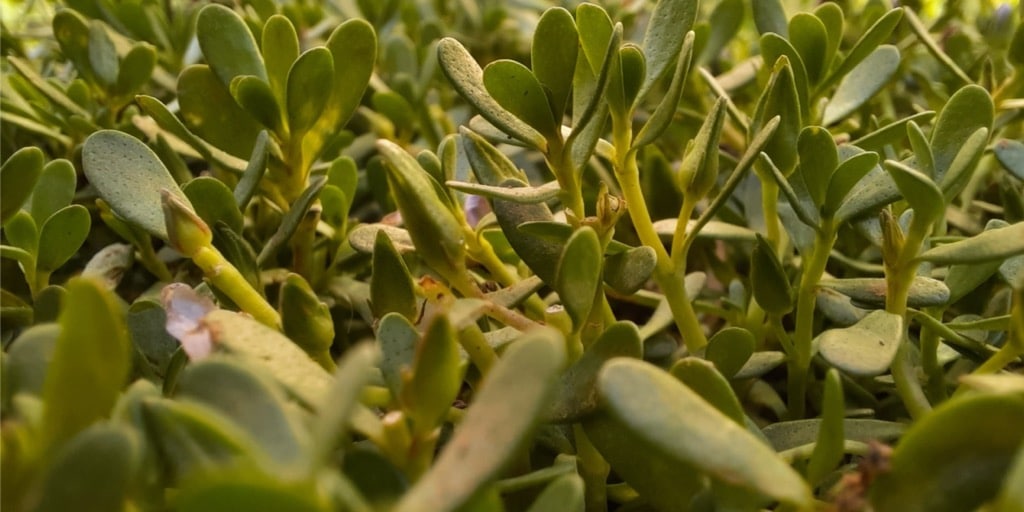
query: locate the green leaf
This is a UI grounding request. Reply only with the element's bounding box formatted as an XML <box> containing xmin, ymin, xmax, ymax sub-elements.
<box><xmin>310</xmin><ymin>343</ymin><xmax>379</xmax><ymax>467</ymax></box>
<box><xmin>377</xmin><ymin>140</ymin><xmax>468</xmax><ymax>287</ymax></box>
<box><xmin>287</xmin><ymin>47</ymin><xmax>334</xmax><ymax>136</ymax></box>
<box><xmin>993</xmin><ymin>443</ymin><xmax>1024</xmax><ymax>512</ymax></box>
<box><xmin>817</xmin><ymin>8</ymin><xmax>903</xmax><ymax>94</ymax></box>
<box><xmin>307</xmin><ymin>19</ymin><xmax>376</xmax><ymax>160</ymax></box>
<box><xmin>526</xmin><ymin>474</ymin><xmax>584</xmax><ymax>512</ymax></box>
<box><xmin>907</xmin><ymin>121</ymin><xmax>934</xmax><ymax>179</ymax></box>
<box><xmin>1</xmin><ymin>147</ymin><xmax>43</xmax><ymax>224</ymax></box>
<box><xmin>994</xmin><ymin>138</ymin><xmax>1024</xmax><ymax>181</ymax></box>
<box><xmin>939</xmin><ymin>127</ymin><xmax>988</xmax><ymax>202</ymax></box>
<box><xmin>402</xmin><ymin>315</ymin><xmax>463</xmax><ymax>435</ymax></box>
<box><xmin>871</xmin><ymin>394</ymin><xmax>1024</xmax><ymax>512</ymax></box>
<box><xmin>576</xmin><ymin>3</ymin><xmax>613</xmax><ymax>74</ymax></box>
<box><xmin>378</xmin><ymin>312</ymin><xmax>419</xmax><ymax>400</ymax></box>
<box><xmin>177</xmin><ymin>357</ymin><xmax>308</xmax><ymax>468</ymax></box>
<box><xmin>83</xmin><ymin>130</ymin><xmax>191</xmax><ymax>240</ymax></box>
<box><xmin>884</xmin><ymin>160</ymin><xmax>945</xmax><ymax>227</ymax></box>
<box><xmin>700</xmin><ymin>0</ymin><xmax>744</xmax><ymax>64</ymax></box>
<box><xmin>51</xmin><ymin>10</ymin><xmax>97</xmax><ymax>87</ymax></box>
<box><xmin>174</xmin><ymin>469</ymin><xmax>329</xmax><ymax>512</ymax></box>
<box><xmin>35</xmin><ymin>424</ymin><xmax>137</xmax><ymax>512</ymax></box>
<box><xmin>393</xmin><ymin>329</ymin><xmax>565</xmax><ymax>512</ymax></box>
<box><xmin>669</xmin><ymin>358</ymin><xmax>745</xmax><ymax>425</ymax></box>
<box><xmin>256</xmin><ymin>176</ymin><xmax>327</xmax><ymax>266</ymax></box>
<box><xmin>820</xmin><ymin>276</ymin><xmax>950</xmax><ymax>309</ymax></box>
<box><xmin>36</xmin><ymin>205</ymin><xmax>91</xmax><ymax>274</ymax></box>
<box><xmin>704</xmin><ymin>327</ymin><xmax>755</xmax><ymax>379</ymax></box>
<box><xmin>279</xmin><ymin>274</ymin><xmax>335</xmax><ymax>366</ymax></box>
<box><xmin>760</xmin><ymin>34</ymin><xmax>810</xmax><ymax>117</ymax></box>
<box><xmin>918</xmin><ymin>221</ymin><xmax>1024</xmax><ymax>265</ymax></box>
<box><xmin>438</xmin><ymin>38</ymin><xmax>546</xmax><ymax>151</ymax></box>
<box><xmin>612</xmin><ymin>44</ymin><xmax>645</xmax><ymax>114</ymax></box>
<box><xmin>261</xmin><ymin>15</ymin><xmax>299</xmax><ymax>104</ymax></box>
<box><xmin>134</xmin><ymin>95</ymin><xmax>249</xmax><ymax>173</ymax></box>
<box><xmin>750</xmin><ymin>232</ymin><xmax>794</xmax><ymax>315</ymax></box>
<box><xmin>806</xmin><ymin>369</ymin><xmax>844</xmax><ymax>485</ymax></box>
<box><xmin>114</xmin><ymin>43</ymin><xmax>157</xmax><ymax>98</ymax></box>
<box><xmin>638</xmin><ymin>0</ymin><xmax>697</xmax><ymax>103</ymax></box>
<box><xmin>930</xmin><ymin>85</ymin><xmax>994</xmax><ymax>183</ymax></box>
<box><xmin>633</xmin><ymin>32</ymin><xmax>696</xmax><ymax>151</ymax></box>
<box><xmin>183</xmin><ymin>177</ymin><xmax>244</xmax><ymax>233</ymax></box>
<box><xmin>762</xmin><ymin>419</ymin><xmax>905</xmax><ymax>451</ymax></box>
<box><xmin>202</xmin><ymin>310</ymin><xmax>331</xmax><ymax>407</ymax></box>
<box><xmin>823</xmin><ymin>45</ymin><xmax>900</xmax><ymax>126</ymax></box>
<box><xmin>196</xmin><ymin>4</ymin><xmax>267</xmax><ymax>86</ymax></box>
<box><xmin>813</xmin><ymin>3</ymin><xmax>844</xmax><ymax>74</ymax></box>
<box><xmin>41</xmin><ymin>278</ymin><xmax>131</xmax><ymax>451</ymax></box>
<box><xmin>29</xmin><ymin>159</ymin><xmax>76</xmax><ymax>226</ymax></box>
<box><xmin>602</xmin><ymin>245</ymin><xmax>657</xmax><ymax>295</ymax></box>
<box><xmin>178</xmin><ymin>65</ymin><xmax>262</xmax><ymax>158</ymax></box>
<box><xmin>215</xmin><ymin>224</ymin><xmax>261</xmax><ymax>290</ymax></box>
<box><xmin>5</xmin><ymin>324</ymin><xmax>60</xmax><ymax>396</ymax></box>
<box><xmin>459</xmin><ymin>129</ymin><xmax>528</xmax><ymax>186</ymax></box>
<box><xmin>816</xmin><ymin>310</ymin><xmax>903</xmax><ymax>377</ymax></box>
<box><xmin>87</xmin><ymin>21</ymin><xmax>118</xmax><ymax>87</ymax></box>
<box><xmin>824</xmin><ymin>151</ymin><xmax>879</xmax><ymax>216</ymax></box>
<box><xmin>850</xmin><ymin>111</ymin><xmax>935</xmax><ymax>152</ymax></box>
<box><xmin>231</xmin><ymin>76</ymin><xmax>286</xmax><ymax>136</ymax></box>
<box><xmin>5</xmin><ymin>210</ymin><xmax>38</xmax><ymax>255</ymax></box>
<box><xmin>140</xmin><ymin>397</ymin><xmax>264</xmax><ymax>478</ymax></box>
<box><xmin>483</xmin><ymin>60</ymin><xmax>559</xmax><ymax>141</ymax></box>
<box><xmin>789</xmin><ymin>13</ymin><xmax>829</xmax><ymax>86</ymax></box>
<box><xmin>556</xmin><ymin>226</ymin><xmax>602</xmax><ymax>329</ymax></box>
<box><xmin>371</xmin><ymin>230</ymin><xmax>418</xmax><ymax>321</ymax></box>
<box><xmin>752</xmin><ymin>0</ymin><xmax>787</xmax><ymax>36</ymax></box>
<box><xmin>751</xmin><ymin>57</ymin><xmax>801</xmax><ymax>174</ymax></box>
<box><xmin>234</xmin><ymin>131</ymin><xmax>270</xmax><ymax>210</ymax></box>
<box><xmin>6</xmin><ymin>55</ymin><xmax>90</xmax><ymax>118</ymax></box>
<box><xmin>531</xmin><ymin>7</ymin><xmax>578</xmax><ymax>119</ymax></box>
<box><xmin>597</xmin><ymin>359</ymin><xmax>813</xmax><ymax>507</ymax></box>
<box><xmin>446</xmin><ymin>179</ymin><xmax>561</xmax><ymax>204</ymax></box>
<box><xmin>796</xmin><ymin>126</ymin><xmax>838</xmax><ymax>209</ymax></box>
<box><xmin>547</xmin><ymin>321</ymin><xmax>642</xmax><ymax>422</ymax></box>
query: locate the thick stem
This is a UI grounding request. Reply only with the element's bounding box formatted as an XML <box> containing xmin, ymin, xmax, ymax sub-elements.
<box><xmin>192</xmin><ymin>245</ymin><xmax>282</xmax><ymax>329</ymax></box>
<box><xmin>788</xmin><ymin>226</ymin><xmax>836</xmax><ymax>418</ymax></box>
<box><xmin>573</xmin><ymin>425</ymin><xmax>609</xmax><ymax>512</ymax></box>
<box><xmin>919</xmin><ymin>306</ymin><xmax>948</xmax><ymax>402</ymax></box>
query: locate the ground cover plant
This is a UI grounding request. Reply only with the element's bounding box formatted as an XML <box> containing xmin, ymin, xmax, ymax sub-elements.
<box><xmin>2</xmin><ymin>0</ymin><xmax>1024</xmax><ymax>510</ymax></box>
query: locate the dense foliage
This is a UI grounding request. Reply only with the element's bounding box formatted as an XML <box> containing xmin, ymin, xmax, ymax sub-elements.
<box><xmin>2</xmin><ymin>0</ymin><xmax>1024</xmax><ymax>511</ymax></box>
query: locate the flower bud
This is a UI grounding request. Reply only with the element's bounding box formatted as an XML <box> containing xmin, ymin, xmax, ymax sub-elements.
<box><xmin>161</xmin><ymin>189</ymin><xmax>211</xmax><ymax>258</ymax></box>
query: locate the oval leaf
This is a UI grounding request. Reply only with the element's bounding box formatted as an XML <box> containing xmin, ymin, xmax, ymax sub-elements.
<box><xmin>817</xmin><ymin>310</ymin><xmax>903</xmax><ymax>377</ymax></box>
<box><xmin>37</xmin><ymin>205</ymin><xmax>91</xmax><ymax>273</ymax></box>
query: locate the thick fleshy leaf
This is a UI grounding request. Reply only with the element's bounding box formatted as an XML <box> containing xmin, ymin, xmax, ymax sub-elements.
<box><xmin>849</xmin><ymin>111</ymin><xmax>935</xmax><ymax>152</ymax></box>
<box><xmin>633</xmin><ymin>31</ymin><xmax>695</xmax><ymax>150</ymax></box>
<box><xmin>183</xmin><ymin>177</ymin><xmax>244</xmax><ymax>233</ymax></box>
<box><xmin>816</xmin><ymin>310</ymin><xmax>903</xmax><ymax>377</ymax></box>
<box><xmin>817</xmin><ymin>8</ymin><xmax>903</xmax><ymax>94</ymax></box>
<box><xmin>202</xmin><ymin>310</ymin><xmax>331</xmax><ymax>407</ymax></box>
<box><xmin>5</xmin><ymin>324</ymin><xmax>60</xmax><ymax>396</ymax></box>
<box><xmin>196</xmin><ymin>4</ymin><xmax>267</xmax><ymax>86</ymax></box>
<box><xmin>939</xmin><ymin>127</ymin><xmax>988</xmax><ymax>202</ymax></box>
<box><xmin>371</xmin><ymin>230</ymin><xmax>418</xmax><ymax>321</ymax></box>
<box><xmin>377</xmin><ymin>313</ymin><xmax>419</xmax><ymax>399</ymax></box>
<box><xmin>114</xmin><ymin>43</ymin><xmax>157</xmax><ymax>98</ymax></box>
<box><xmin>556</xmin><ymin>226</ymin><xmax>602</xmax><ymax>329</ymax></box>
<box><xmin>751</xmin><ymin>57</ymin><xmax>801</xmax><ymax>174</ymax></box>
<box><xmin>438</xmin><ymin>38</ymin><xmax>546</xmax><ymax>151</ymax></box>
<box><xmin>231</xmin><ymin>76</ymin><xmax>285</xmax><ymax>135</ymax></box>
<box><xmin>446</xmin><ymin>180</ymin><xmax>561</xmax><ymax>204</ymax></box>
<box><xmin>309</xmin><ymin>343</ymin><xmax>379</xmax><ymax>467</ymax></box>
<box><xmin>597</xmin><ymin>359</ymin><xmax>813</xmax><ymax>507</ymax></box>
<box><xmin>256</xmin><ymin>176</ymin><xmax>326</xmax><ymax>266</ymax></box>
<box><xmin>261</xmin><ymin>15</ymin><xmax>299</xmax><ymax>104</ymax></box>
<box><xmin>484</xmin><ymin>60</ymin><xmax>559</xmax><ymax>140</ymax></box>
<box><xmin>670</xmin><ymin>358</ymin><xmax>745</xmax><ymax>425</ymax></box>
<box><xmin>796</xmin><ymin>126</ymin><xmax>838</xmax><ymax>208</ymax></box>
<box><xmin>177</xmin><ymin>357</ymin><xmax>307</xmax><ymax>468</ymax></box>
<box><xmin>994</xmin><ymin>138</ymin><xmax>1024</xmax><ymax>181</ymax></box>
<box><xmin>750</xmin><ymin>234</ymin><xmax>793</xmax><ymax>315</ymax></box>
<box><xmin>760</xmin><ymin>34</ymin><xmax>809</xmax><ymax>116</ymax></box>
<box><xmin>929</xmin><ymin>85</ymin><xmax>994</xmax><ymax>183</ymax></box>
<box><xmin>548</xmin><ymin>321</ymin><xmax>642</xmax><ymax>422</ymax></box>
<box><xmin>29</xmin><ymin>159</ymin><xmax>76</xmax><ymax>226</ymax></box>
<box><xmin>87</xmin><ymin>21</ymin><xmax>118</xmax><ymax>87</ymax></box>
<box><xmin>701</xmin><ymin>0</ymin><xmax>745</xmax><ymax>64</ymax></box>
<box><xmin>174</xmin><ymin>469</ymin><xmax>328</xmax><ymax>512</ymax></box>
<box><xmin>279</xmin><ymin>274</ymin><xmax>334</xmax><ymax>366</ymax></box>
<box><xmin>178</xmin><ymin>65</ymin><xmax>261</xmax><ymax>158</ymax></box>
<box><xmin>35</xmin><ymin>424</ymin><xmax>137</xmax><ymax>512</ymax></box>
<box><xmin>603</xmin><ymin>245</ymin><xmax>657</xmax><ymax>295</ymax></box>
<box><xmin>526</xmin><ymin>474</ymin><xmax>584</xmax><ymax>512</ymax></box>
<box><xmin>917</xmin><ymin>221</ymin><xmax>1024</xmax><ymax>265</ymax></box>
<box><xmin>1</xmin><ymin>147</ymin><xmax>43</xmax><ymax>224</ymax></box>
<box><xmin>806</xmin><ymin>369</ymin><xmax>844</xmax><ymax>485</ymax></box>
<box><xmin>41</xmin><ymin>278</ymin><xmax>131</xmax><ymax>451</ymax></box>
<box><xmin>871</xmin><ymin>394</ymin><xmax>1024</xmax><ymax>512</ymax></box>
<box><xmin>287</xmin><ymin>48</ymin><xmax>334</xmax><ymax>136</ymax></box>
<box><xmin>704</xmin><ymin>327</ymin><xmax>755</xmax><ymax>379</ymax></box>
<box><xmin>36</xmin><ymin>205</ymin><xmax>91</xmax><ymax>273</ymax></box>
<box><xmin>824</xmin><ymin>151</ymin><xmax>879</xmax><ymax>216</ymax></box>
<box><xmin>823</xmin><ymin>45</ymin><xmax>900</xmax><ymax>126</ymax></box>
<box><xmin>83</xmin><ymin>131</ymin><xmax>190</xmax><ymax>240</ymax></box>
<box><xmin>789</xmin><ymin>13</ymin><xmax>829</xmax><ymax>85</ymax></box>
<box><xmin>402</xmin><ymin>315</ymin><xmax>463</xmax><ymax>434</ymax></box>
<box><xmin>819</xmin><ymin>276</ymin><xmax>950</xmax><ymax>309</ymax></box>
<box><xmin>348</xmin><ymin>224</ymin><xmax>415</xmax><ymax>254</ymax></box>
<box><xmin>752</xmin><ymin>0</ymin><xmax>787</xmax><ymax>36</ymax></box>
<box><xmin>762</xmin><ymin>419</ymin><xmax>905</xmax><ymax>451</ymax></box>
<box><xmin>393</xmin><ymin>330</ymin><xmax>565</xmax><ymax>512</ymax></box>
<box><xmin>638</xmin><ymin>0</ymin><xmax>697</xmax><ymax>103</ymax></box>
<box><xmin>884</xmin><ymin>160</ymin><xmax>945</xmax><ymax>227</ymax></box>
<box><xmin>134</xmin><ymin>95</ymin><xmax>249</xmax><ymax>173</ymax></box>
<box><xmin>531</xmin><ymin>7</ymin><xmax>578</xmax><ymax>118</ymax></box>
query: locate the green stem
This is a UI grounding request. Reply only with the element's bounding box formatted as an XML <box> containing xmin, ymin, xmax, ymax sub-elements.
<box><xmin>617</xmin><ymin>153</ymin><xmax>708</xmax><ymax>352</ymax></box>
<box><xmin>885</xmin><ymin>219</ymin><xmax>933</xmax><ymax>419</ymax></box>
<box><xmin>788</xmin><ymin>225</ymin><xmax>836</xmax><ymax>419</ymax></box>
<box><xmin>573</xmin><ymin>425</ymin><xmax>609</xmax><ymax>512</ymax></box>
<box><xmin>919</xmin><ymin>306</ymin><xmax>948</xmax><ymax>402</ymax></box>
<box><xmin>191</xmin><ymin>245</ymin><xmax>282</xmax><ymax>329</ymax></box>
<box><xmin>456</xmin><ymin>324</ymin><xmax>498</xmax><ymax>376</ymax></box>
